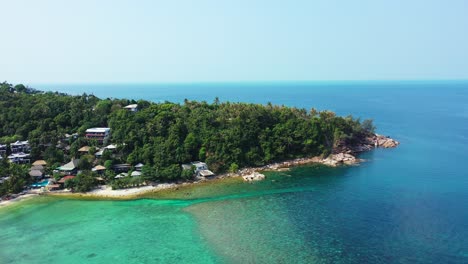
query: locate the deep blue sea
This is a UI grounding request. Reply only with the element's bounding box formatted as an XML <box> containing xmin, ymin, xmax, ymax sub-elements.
<box><xmin>8</xmin><ymin>81</ymin><xmax>468</xmax><ymax>263</ymax></box>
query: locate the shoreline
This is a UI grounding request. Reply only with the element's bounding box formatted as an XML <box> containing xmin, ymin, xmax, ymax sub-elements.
<box><xmin>1</xmin><ymin>134</ymin><xmax>399</xmax><ymax>206</ymax></box>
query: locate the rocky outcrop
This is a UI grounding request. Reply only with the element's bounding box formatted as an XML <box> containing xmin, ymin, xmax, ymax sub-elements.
<box><xmin>242</xmin><ymin>172</ymin><xmax>266</xmax><ymax>182</ymax></box>
<box><xmin>373</xmin><ymin>134</ymin><xmax>399</xmax><ymax>148</ymax></box>
<box><xmin>322</xmin><ymin>153</ymin><xmax>360</xmax><ymax>167</ymax></box>
<box><xmin>342</xmin><ymin>134</ymin><xmax>400</xmax><ymax>153</ymax></box>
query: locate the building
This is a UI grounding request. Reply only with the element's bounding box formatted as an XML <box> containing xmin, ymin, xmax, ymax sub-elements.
<box><xmin>124</xmin><ymin>104</ymin><xmax>138</xmax><ymax>112</ymax></box>
<box><xmin>0</xmin><ymin>144</ymin><xmax>7</xmax><ymax>156</ymax></box>
<box><xmin>113</xmin><ymin>164</ymin><xmax>131</xmax><ymax>173</ymax></box>
<box><xmin>58</xmin><ymin>176</ymin><xmax>75</xmax><ymax>187</ymax></box>
<box><xmin>32</xmin><ymin>160</ymin><xmax>47</xmax><ymax>166</ymax></box>
<box><xmin>78</xmin><ymin>146</ymin><xmax>91</xmax><ymax>153</ymax></box>
<box><xmin>7</xmin><ymin>152</ymin><xmax>30</xmax><ymax>164</ymax></box>
<box><xmin>58</xmin><ymin>159</ymin><xmax>80</xmax><ymax>175</ymax></box>
<box><xmin>85</xmin><ymin>128</ymin><xmax>111</xmax><ymax>144</ymax></box>
<box><xmin>29</xmin><ymin>170</ymin><xmax>44</xmax><ymax>179</ymax></box>
<box><xmin>10</xmin><ymin>141</ymin><xmax>30</xmax><ymax>153</ymax></box>
<box><xmin>92</xmin><ymin>165</ymin><xmax>106</xmax><ymax>174</ymax></box>
<box><xmin>135</xmin><ymin>163</ymin><xmax>144</xmax><ymax>171</ymax></box>
<box><xmin>182</xmin><ymin>161</ymin><xmax>215</xmax><ymax>177</ymax></box>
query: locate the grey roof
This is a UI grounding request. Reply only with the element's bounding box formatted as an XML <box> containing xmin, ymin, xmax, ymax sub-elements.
<box><xmin>30</xmin><ymin>165</ymin><xmax>44</xmax><ymax>171</ymax></box>
<box><xmin>58</xmin><ymin>159</ymin><xmax>80</xmax><ymax>171</ymax></box>
<box><xmin>131</xmin><ymin>171</ymin><xmax>142</xmax><ymax>177</ymax></box>
<box><xmin>199</xmin><ymin>170</ymin><xmax>215</xmax><ymax>177</ymax></box>
<box><xmin>29</xmin><ymin>170</ymin><xmax>43</xmax><ymax>177</ymax></box>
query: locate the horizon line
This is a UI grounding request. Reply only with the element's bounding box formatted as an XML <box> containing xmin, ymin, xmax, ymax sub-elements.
<box><xmin>25</xmin><ymin>78</ymin><xmax>468</xmax><ymax>86</ymax></box>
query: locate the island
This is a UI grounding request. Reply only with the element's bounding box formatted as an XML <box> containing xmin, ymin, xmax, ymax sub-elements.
<box><xmin>0</xmin><ymin>82</ymin><xmax>398</xmax><ymax>203</ymax></box>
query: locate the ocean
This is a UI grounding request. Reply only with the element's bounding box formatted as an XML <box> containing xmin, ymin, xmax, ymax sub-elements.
<box><xmin>1</xmin><ymin>81</ymin><xmax>468</xmax><ymax>263</ymax></box>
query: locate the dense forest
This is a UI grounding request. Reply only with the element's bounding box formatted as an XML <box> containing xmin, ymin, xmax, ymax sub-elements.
<box><xmin>0</xmin><ymin>82</ymin><xmax>375</xmax><ymax>195</ymax></box>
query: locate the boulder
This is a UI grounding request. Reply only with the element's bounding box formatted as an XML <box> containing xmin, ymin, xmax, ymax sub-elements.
<box><xmin>242</xmin><ymin>172</ymin><xmax>266</xmax><ymax>182</ymax></box>
<box><xmin>374</xmin><ymin>135</ymin><xmax>400</xmax><ymax>148</ymax></box>
<box><xmin>322</xmin><ymin>153</ymin><xmax>358</xmax><ymax>167</ymax></box>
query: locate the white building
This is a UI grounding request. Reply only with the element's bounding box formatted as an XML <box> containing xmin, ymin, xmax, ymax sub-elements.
<box><xmin>10</xmin><ymin>141</ymin><xmax>30</xmax><ymax>153</ymax></box>
<box><xmin>85</xmin><ymin>128</ymin><xmax>111</xmax><ymax>144</ymax></box>
<box><xmin>124</xmin><ymin>104</ymin><xmax>138</xmax><ymax>112</ymax></box>
<box><xmin>8</xmin><ymin>152</ymin><xmax>30</xmax><ymax>164</ymax></box>
<box><xmin>182</xmin><ymin>161</ymin><xmax>215</xmax><ymax>177</ymax></box>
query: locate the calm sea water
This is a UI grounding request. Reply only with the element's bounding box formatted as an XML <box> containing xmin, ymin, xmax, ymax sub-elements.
<box><xmin>1</xmin><ymin>81</ymin><xmax>468</xmax><ymax>263</ymax></box>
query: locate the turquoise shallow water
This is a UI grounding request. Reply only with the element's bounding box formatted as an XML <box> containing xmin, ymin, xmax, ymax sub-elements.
<box><xmin>2</xmin><ymin>81</ymin><xmax>468</xmax><ymax>263</ymax></box>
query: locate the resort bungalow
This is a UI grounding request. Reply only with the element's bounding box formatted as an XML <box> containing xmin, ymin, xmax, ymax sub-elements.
<box><xmin>123</xmin><ymin>104</ymin><xmax>138</xmax><ymax>112</ymax></box>
<box><xmin>0</xmin><ymin>144</ymin><xmax>7</xmax><ymax>156</ymax></box>
<box><xmin>131</xmin><ymin>171</ymin><xmax>142</xmax><ymax>177</ymax></box>
<box><xmin>85</xmin><ymin>127</ymin><xmax>111</xmax><ymax>144</ymax></box>
<box><xmin>10</xmin><ymin>140</ymin><xmax>30</xmax><ymax>153</ymax></box>
<box><xmin>7</xmin><ymin>152</ymin><xmax>30</xmax><ymax>164</ymax></box>
<box><xmin>104</xmin><ymin>144</ymin><xmax>117</xmax><ymax>151</ymax></box>
<box><xmin>92</xmin><ymin>165</ymin><xmax>106</xmax><ymax>174</ymax></box>
<box><xmin>32</xmin><ymin>160</ymin><xmax>47</xmax><ymax>166</ymax></box>
<box><xmin>113</xmin><ymin>164</ymin><xmax>131</xmax><ymax>173</ymax></box>
<box><xmin>58</xmin><ymin>175</ymin><xmax>75</xmax><ymax>187</ymax></box>
<box><xmin>135</xmin><ymin>163</ymin><xmax>144</xmax><ymax>171</ymax></box>
<box><xmin>29</xmin><ymin>169</ymin><xmax>44</xmax><ymax>180</ymax></box>
<box><xmin>115</xmin><ymin>172</ymin><xmax>128</xmax><ymax>179</ymax></box>
<box><xmin>30</xmin><ymin>165</ymin><xmax>45</xmax><ymax>172</ymax></box>
<box><xmin>78</xmin><ymin>146</ymin><xmax>90</xmax><ymax>154</ymax></box>
<box><xmin>58</xmin><ymin>159</ymin><xmax>80</xmax><ymax>175</ymax></box>
<box><xmin>182</xmin><ymin>161</ymin><xmax>215</xmax><ymax>177</ymax></box>
<box><xmin>95</xmin><ymin>148</ymin><xmax>104</xmax><ymax>158</ymax></box>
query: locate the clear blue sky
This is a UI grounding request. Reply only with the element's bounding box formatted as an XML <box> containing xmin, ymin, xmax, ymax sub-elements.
<box><xmin>1</xmin><ymin>0</ymin><xmax>468</xmax><ymax>84</ymax></box>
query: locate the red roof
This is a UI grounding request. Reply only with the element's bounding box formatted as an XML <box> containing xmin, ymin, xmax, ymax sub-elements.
<box><xmin>58</xmin><ymin>175</ymin><xmax>75</xmax><ymax>184</ymax></box>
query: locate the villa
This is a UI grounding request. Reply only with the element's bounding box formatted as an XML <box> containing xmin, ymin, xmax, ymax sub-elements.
<box><xmin>78</xmin><ymin>146</ymin><xmax>91</xmax><ymax>153</ymax></box>
<box><xmin>7</xmin><ymin>152</ymin><xmax>30</xmax><ymax>164</ymax></box>
<box><xmin>135</xmin><ymin>163</ymin><xmax>144</xmax><ymax>171</ymax></box>
<box><xmin>85</xmin><ymin>128</ymin><xmax>111</xmax><ymax>144</ymax></box>
<box><xmin>32</xmin><ymin>160</ymin><xmax>47</xmax><ymax>166</ymax></box>
<box><xmin>113</xmin><ymin>164</ymin><xmax>131</xmax><ymax>173</ymax></box>
<box><xmin>124</xmin><ymin>104</ymin><xmax>138</xmax><ymax>112</ymax></box>
<box><xmin>182</xmin><ymin>161</ymin><xmax>215</xmax><ymax>177</ymax></box>
<box><xmin>58</xmin><ymin>159</ymin><xmax>80</xmax><ymax>175</ymax></box>
<box><xmin>10</xmin><ymin>140</ymin><xmax>30</xmax><ymax>153</ymax></box>
<box><xmin>58</xmin><ymin>175</ymin><xmax>75</xmax><ymax>187</ymax></box>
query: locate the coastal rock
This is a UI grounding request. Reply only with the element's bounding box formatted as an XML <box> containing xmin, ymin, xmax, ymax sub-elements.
<box><xmin>373</xmin><ymin>134</ymin><xmax>400</xmax><ymax>148</ymax></box>
<box><xmin>242</xmin><ymin>172</ymin><xmax>266</xmax><ymax>182</ymax></box>
<box><xmin>322</xmin><ymin>153</ymin><xmax>358</xmax><ymax>167</ymax></box>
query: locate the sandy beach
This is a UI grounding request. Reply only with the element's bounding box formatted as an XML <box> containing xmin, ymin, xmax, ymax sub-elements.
<box><xmin>0</xmin><ymin>193</ymin><xmax>40</xmax><ymax>207</ymax></box>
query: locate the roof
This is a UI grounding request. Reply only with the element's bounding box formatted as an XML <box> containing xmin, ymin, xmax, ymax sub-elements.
<box><xmin>105</xmin><ymin>144</ymin><xmax>117</xmax><ymax>150</ymax></box>
<box><xmin>113</xmin><ymin>164</ymin><xmax>131</xmax><ymax>169</ymax></box>
<box><xmin>95</xmin><ymin>149</ymin><xmax>104</xmax><ymax>156</ymax></box>
<box><xmin>124</xmin><ymin>104</ymin><xmax>138</xmax><ymax>109</ymax></box>
<box><xmin>8</xmin><ymin>152</ymin><xmax>30</xmax><ymax>159</ymax></box>
<box><xmin>11</xmin><ymin>140</ymin><xmax>29</xmax><ymax>146</ymax></box>
<box><xmin>30</xmin><ymin>165</ymin><xmax>44</xmax><ymax>171</ymax></box>
<box><xmin>29</xmin><ymin>170</ymin><xmax>43</xmax><ymax>177</ymax></box>
<box><xmin>32</xmin><ymin>160</ymin><xmax>47</xmax><ymax>166</ymax></box>
<box><xmin>58</xmin><ymin>159</ymin><xmax>80</xmax><ymax>171</ymax></box>
<box><xmin>86</xmin><ymin>128</ymin><xmax>110</xmax><ymax>133</ymax></box>
<box><xmin>78</xmin><ymin>146</ymin><xmax>90</xmax><ymax>152</ymax></box>
<box><xmin>58</xmin><ymin>176</ymin><xmax>75</xmax><ymax>184</ymax></box>
<box><xmin>115</xmin><ymin>173</ymin><xmax>128</xmax><ymax>179</ymax></box>
<box><xmin>199</xmin><ymin>170</ymin><xmax>215</xmax><ymax>177</ymax></box>
<box><xmin>131</xmin><ymin>171</ymin><xmax>142</xmax><ymax>177</ymax></box>
<box><xmin>135</xmin><ymin>163</ymin><xmax>144</xmax><ymax>168</ymax></box>
<box><xmin>92</xmin><ymin>165</ymin><xmax>106</xmax><ymax>171</ymax></box>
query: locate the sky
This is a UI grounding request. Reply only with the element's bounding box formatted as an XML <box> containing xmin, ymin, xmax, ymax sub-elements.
<box><xmin>1</xmin><ymin>0</ymin><xmax>468</xmax><ymax>84</ymax></box>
